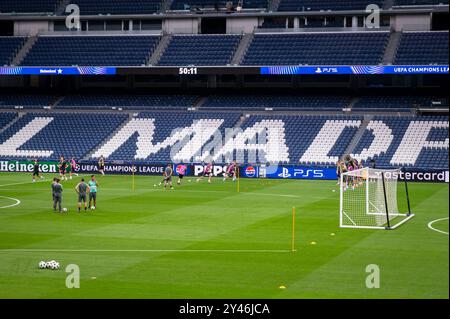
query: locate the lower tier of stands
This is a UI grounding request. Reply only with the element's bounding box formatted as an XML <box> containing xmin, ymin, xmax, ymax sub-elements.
<box><xmin>0</xmin><ymin>111</ymin><xmax>447</xmax><ymax>170</ymax></box>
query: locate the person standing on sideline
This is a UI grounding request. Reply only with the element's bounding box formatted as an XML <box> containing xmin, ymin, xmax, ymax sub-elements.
<box><xmin>75</xmin><ymin>178</ymin><xmax>90</xmax><ymax>213</ymax></box>
<box><xmin>52</xmin><ymin>179</ymin><xmax>63</xmax><ymax>213</ymax></box>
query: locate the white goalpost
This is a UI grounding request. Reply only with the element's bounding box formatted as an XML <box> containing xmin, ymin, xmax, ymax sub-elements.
<box><xmin>340</xmin><ymin>167</ymin><xmax>415</xmax><ymax>230</ymax></box>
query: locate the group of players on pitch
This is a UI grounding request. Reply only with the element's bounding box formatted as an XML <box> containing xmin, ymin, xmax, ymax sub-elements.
<box><xmin>158</xmin><ymin>161</ymin><xmax>238</xmax><ymax>190</ymax></box>
<box><xmin>336</xmin><ymin>155</ymin><xmax>364</xmax><ymax>190</ymax></box>
<box><xmin>31</xmin><ymin>155</ymin><xmax>106</xmax><ymax>213</ymax></box>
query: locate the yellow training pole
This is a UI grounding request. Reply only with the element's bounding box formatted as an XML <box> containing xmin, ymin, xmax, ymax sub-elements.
<box><xmin>132</xmin><ymin>164</ymin><xmax>135</xmax><ymax>191</ymax></box>
<box><xmin>292</xmin><ymin>207</ymin><xmax>296</xmax><ymax>252</ymax></box>
<box><xmin>237</xmin><ymin>166</ymin><xmax>240</xmax><ymax>193</ymax></box>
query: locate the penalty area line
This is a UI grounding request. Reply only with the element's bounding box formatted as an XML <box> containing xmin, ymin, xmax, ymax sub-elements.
<box><xmin>0</xmin><ymin>249</ymin><xmax>292</xmax><ymax>253</ymax></box>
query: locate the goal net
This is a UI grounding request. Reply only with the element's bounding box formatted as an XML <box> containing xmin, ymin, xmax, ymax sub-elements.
<box><xmin>340</xmin><ymin>167</ymin><xmax>414</xmax><ymax>229</ymax></box>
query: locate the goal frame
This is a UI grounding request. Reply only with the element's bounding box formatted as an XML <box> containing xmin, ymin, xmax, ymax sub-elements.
<box><xmin>339</xmin><ymin>167</ymin><xmax>415</xmax><ymax>230</ymax></box>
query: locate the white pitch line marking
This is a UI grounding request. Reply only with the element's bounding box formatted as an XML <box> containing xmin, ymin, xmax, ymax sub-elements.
<box><xmin>427</xmin><ymin>217</ymin><xmax>449</xmax><ymax>235</ymax></box>
<box><xmin>0</xmin><ymin>249</ymin><xmax>291</xmax><ymax>253</ymax></box>
<box><xmin>0</xmin><ymin>196</ymin><xmax>21</xmax><ymax>209</ymax></box>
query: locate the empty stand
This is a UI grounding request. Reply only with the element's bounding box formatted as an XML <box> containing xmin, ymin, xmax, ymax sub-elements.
<box><xmin>278</xmin><ymin>0</ymin><xmax>384</xmax><ymax>11</ymax></box>
<box><xmin>242</xmin><ymin>32</ymin><xmax>389</xmax><ymax>65</ymax></box>
<box><xmin>0</xmin><ymin>94</ymin><xmax>56</xmax><ymax>109</ymax></box>
<box><xmin>202</xmin><ymin>95</ymin><xmax>351</xmax><ymax>110</ymax></box>
<box><xmin>394</xmin><ymin>32</ymin><xmax>449</xmax><ymax>65</ymax></box>
<box><xmin>170</xmin><ymin>0</ymin><xmax>268</xmax><ymax>10</ymax></box>
<box><xmin>66</xmin><ymin>0</ymin><xmax>162</xmax><ymax>15</ymax></box>
<box><xmin>157</xmin><ymin>35</ymin><xmax>241</xmax><ymax>66</ymax></box>
<box><xmin>0</xmin><ymin>37</ymin><xmax>25</xmax><ymax>66</ymax></box>
<box><xmin>21</xmin><ymin>36</ymin><xmax>160</xmax><ymax>66</ymax></box>
<box><xmin>353</xmin><ymin>96</ymin><xmax>449</xmax><ymax>111</ymax></box>
<box><xmin>0</xmin><ymin>113</ymin><xmax>17</xmax><ymax>129</ymax></box>
<box><xmin>0</xmin><ymin>0</ymin><xmax>57</xmax><ymax>13</ymax></box>
<box><xmin>0</xmin><ymin>113</ymin><xmax>128</xmax><ymax>160</ymax></box>
<box><xmin>57</xmin><ymin>94</ymin><xmax>199</xmax><ymax>110</ymax></box>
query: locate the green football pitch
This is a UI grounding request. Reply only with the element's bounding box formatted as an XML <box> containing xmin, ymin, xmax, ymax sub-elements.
<box><xmin>0</xmin><ymin>172</ymin><xmax>448</xmax><ymax>299</ymax></box>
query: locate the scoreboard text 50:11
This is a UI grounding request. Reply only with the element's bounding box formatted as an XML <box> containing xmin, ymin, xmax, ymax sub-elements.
<box><xmin>179</xmin><ymin>67</ymin><xmax>198</xmax><ymax>75</ymax></box>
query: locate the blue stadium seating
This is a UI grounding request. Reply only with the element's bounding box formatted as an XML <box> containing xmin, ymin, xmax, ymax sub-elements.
<box><xmin>0</xmin><ymin>113</ymin><xmax>17</xmax><ymax>129</ymax></box>
<box><xmin>57</xmin><ymin>94</ymin><xmax>200</xmax><ymax>110</ymax></box>
<box><xmin>157</xmin><ymin>35</ymin><xmax>241</xmax><ymax>66</ymax></box>
<box><xmin>242</xmin><ymin>32</ymin><xmax>389</xmax><ymax>65</ymax></box>
<box><xmin>107</xmin><ymin>112</ymin><xmax>242</xmax><ymax>162</ymax></box>
<box><xmin>278</xmin><ymin>0</ymin><xmax>384</xmax><ymax>11</ymax></box>
<box><xmin>0</xmin><ymin>0</ymin><xmax>57</xmax><ymax>13</ymax></box>
<box><xmin>394</xmin><ymin>0</ymin><xmax>448</xmax><ymax>5</ymax></box>
<box><xmin>0</xmin><ymin>111</ymin><xmax>447</xmax><ymax>169</ymax></box>
<box><xmin>0</xmin><ymin>94</ymin><xmax>57</xmax><ymax>109</ymax></box>
<box><xmin>21</xmin><ymin>36</ymin><xmax>160</xmax><ymax>66</ymax></box>
<box><xmin>353</xmin><ymin>116</ymin><xmax>448</xmax><ymax>169</ymax></box>
<box><xmin>0</xmin><ymin>113</ymin><xmax>128</xmax><ymax>160</ymax></box>
<box><xmin>0</xmin><ymin>37</ymin><xmax>25</xmax><ymax>66</ymax></box>
<box><xmin>170</xmin><ymin>0</ymin><xmax>267</xmax><ymax>10</ymax></box>
<box><xmin>394</xmin><ymin>32</ymin><xmax>449</xmax><ymax>65</ymax></box>
<box><xmin>239</xmin><ymin>115</ymin><xmax>362</xmax><ymax>164</ymax></box>
<box><xmin>65</xmin><ymin>0</ymin><xmax>162</xmax><ymax>15</ymax></box>
<box><xmin>202</xmin><ymin>95</ymin><xmax>351</xmax><ymax>110</ymax></box>
<box><xmin>353</xmin><ymin>96</ymin><xmax>449</xmax><ymax>111</ymax></box>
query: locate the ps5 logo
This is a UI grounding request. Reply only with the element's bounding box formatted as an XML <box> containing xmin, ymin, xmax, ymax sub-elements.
<box><xmin>294</xmin><ymin>169</ymin><xmax>324</xmax><ymax>178</ymax></box>
<box><xmin>65</xmin><ymin>4</ymin><xmax>81</xmax><ymax>30</ymax></box>
<box><xmin>315</xmin><ymin>67</ymin><xmax>338</xmax><ymax>74</ymax></box>
<box><xmin>278</xmin><ymin>167</ymin><xmax>291</xmax><ymax>178</ymax></box>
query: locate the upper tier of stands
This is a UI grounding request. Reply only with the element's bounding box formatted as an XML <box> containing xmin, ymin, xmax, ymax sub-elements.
<box><xmin>394</xmin><ymin>32</ymin><xmax>449</xmax><ymax>65</ymax></box>
<box><xmin>0</xmin><ymin>32</ymin><xmax>445</xmax><ymax>66</ymax></box>
<box><xmin>393</xmin><ymin>0</ymin><xmax>449</xmax><ymax>5</ymax></box>
<box><xmin>20</xmin><ymin>36</ymin><xmax>160</xmax><ymax>66</ymax></box>
<box><xmin>202</xmin><ymin>95</ymin><xmax>351</xmax><ymax>110</ymax></box>
<box><xmin>0</xmin><ymin>37</ymin><xmax>25</xmax><ymax>66</ymax></box>
<box><xmin>0</xmin><ymin>94</ymin><xmax>56</xmax><ymax>109</ymax></box>
<box><xmin>278</xmin><ymin>0</ymin><xmax>384</xmax><ymax>11</ymax></box>
<box><xmin>0</xmin><ymin>94</ymin><xmax>448</xmax><ymax>111</ymax></box>
<box><xmin>157</xmin><ymin>35</ymin><xmax>242</xmax><ymax>66</ymax></box>
<box><xmin>353</xmin><ymin>96</ymin><xmax>449</xmax><ymax>111</ymax></box>
<box><xmin>57</xmin><ymin>94</ymin><xmax>200</xmax><ymax>110</ymax></box>
<box><xmin>65</xmin><ymin>0</ymin><xmax>163</xmax><ymax>15</ymax></box>
<box><xmin>0</xmin><ymin>0</ymin><xmax>447</xmax><ymax>14</ymax></box>
<box><xmin>170</xmin><ymin>0</ymin><xmax>268</xmax><ymax>10</ymax></box>
<box><xmin>0</xmin><ymin>0</ymin><xmax>57</xmax><ymax>13</ymax></box>
<box><xmin>242</xmin><ymin>32</ymin><xmax>389</xmax><ymax>65</ymax></box>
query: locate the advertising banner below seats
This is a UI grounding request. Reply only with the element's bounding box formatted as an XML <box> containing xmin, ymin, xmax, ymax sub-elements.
<box><xmin>0</xmin><ymin>160</ymin><xmax>58</xmax><ymax>173</ymax></box>
<box><xmin>74</xmin><ymin>162</ymin><xmax>166</xmax><ymax>175</ymax></box>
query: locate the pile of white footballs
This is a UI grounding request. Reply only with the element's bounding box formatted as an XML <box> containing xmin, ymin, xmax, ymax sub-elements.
<box><xmin>39</xmin><ymin>260</ymin><xmax>60</xmax><ymax>270</ymax></box>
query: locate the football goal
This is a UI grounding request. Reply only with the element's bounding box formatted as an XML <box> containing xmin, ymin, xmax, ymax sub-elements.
<box><xmin>340</xmin><ymin>167</ymin><xmax>414</xmax><ymax>230</ymax></box>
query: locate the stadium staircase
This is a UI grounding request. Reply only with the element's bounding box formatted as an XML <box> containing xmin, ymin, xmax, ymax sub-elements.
<box><xmin>343</xmin><ymin>116</ymin><xmax>373</xmax><ymax>156</ymax></box>
<box><xmin>268</xmin><ymin>0</ymin><xmax>281</xmax><ymax>12</ymax></box>
<box><xmin>0</xmin><ymin>112</ymin><xmax>25</xmax><ymax>135</ymax></box>
<box><xmin>147</xmin><ymin>34</ymin><xmax>172</xmax><ymax>66</ymax></box>
<box><xmin>193</xmin><ymin>97</ymin><xmax>208</xmax><ymax>109</ymax></box>
<box><xmin>231</xmin><ymin>33</ymin><xmax>254</xmax><ymax>65</ymax></box>
<box><xmin>161</xmin><ymin>0</ymin><xmax>175</xmax><ymax>12</ymax></box>
<box><xmin>55</xmin><ymin>0</ymin><xmax>71</xmax><ymax>15</ymax></box>
<box><xmin>10</xmin><ymin>36</ymin><xmax>38</xmax><ymax>66</ymax></box>
<box><xmin>82</xmin><ymin>112</ymin><xmax>133</xmax><ymax>160</ymax></box>
<box><xmin>382</xmin><ymin>31</ymin><xmax>402</xmax><ymax>65</ymax></box>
